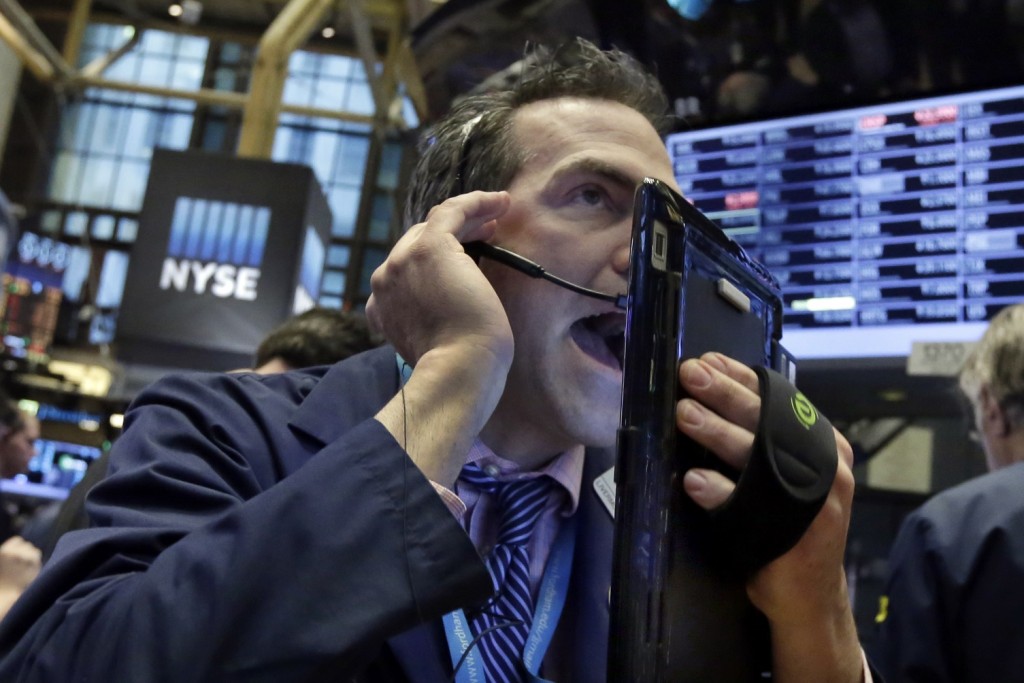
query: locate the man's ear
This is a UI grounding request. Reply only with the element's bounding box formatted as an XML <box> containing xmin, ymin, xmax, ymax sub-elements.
<box><xmin>979</xmin><ymin>385</ymin><xmax>1010</xmax><ymax>438</ymax></box>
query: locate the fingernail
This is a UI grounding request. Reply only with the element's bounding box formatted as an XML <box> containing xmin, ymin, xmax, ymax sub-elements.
<box><xmin>683</xmin><ymin>469</ymin><xmax>708</xmax><ymax>495</ymax></box>
<box><xmin>682</xmin><ymin>360</ymin><xmax>712</xmax><ymax>389</ymax></box>
<box><xmin>679</xmin><ymin>400</ymin><xmax>704</xmax><ymax>427</ymax></box>
<box><xmin>704</xmin><ymin>353</ymin><xmax>727</xmax><ymax>372</ymax></box>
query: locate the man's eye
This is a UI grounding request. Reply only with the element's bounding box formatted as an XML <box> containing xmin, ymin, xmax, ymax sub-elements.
<box><xmin>575</xmin><ymin>186</ymin><xmax>607</xmax><ymax>207</ymax></box>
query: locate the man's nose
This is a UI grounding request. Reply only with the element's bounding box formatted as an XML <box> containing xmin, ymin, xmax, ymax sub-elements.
<box><xmin>612</xmin><ymin>241</ymin><xmax>631</xmax><ymax>276</ymax></box>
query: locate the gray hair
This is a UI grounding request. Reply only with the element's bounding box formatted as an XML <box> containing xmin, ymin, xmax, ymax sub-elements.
<box><xmin>959</xmin><ymin>303</ymin><xmax>1024</xmax><ymax>430</ymax></box>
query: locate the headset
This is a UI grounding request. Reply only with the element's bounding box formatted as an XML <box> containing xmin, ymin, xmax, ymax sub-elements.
<box><xmin>463</xmin><ymin>241</ymin><xmax>626</xmax><ymax>309</ymax></box>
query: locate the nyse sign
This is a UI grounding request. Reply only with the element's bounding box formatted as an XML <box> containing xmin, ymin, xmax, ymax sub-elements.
<box><xmin>159</xmin><ymin>196</ymin><xmax>269</xmax><ymax>301</ymax></box>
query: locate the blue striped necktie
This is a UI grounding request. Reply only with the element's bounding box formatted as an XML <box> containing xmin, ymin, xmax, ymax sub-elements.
<box><xmin>459</xmin><ymin>462</ymin><xmax>555</xmax><ymax>683</ymax></box>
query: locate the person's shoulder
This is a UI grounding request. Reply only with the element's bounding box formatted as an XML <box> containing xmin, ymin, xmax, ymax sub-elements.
<box><xmin>125</xmin><ymin>346</ymin><xmax>396</xmax><ymax>418</ymax></box>
<box><xmin>909</xmin><ymin>463</ymin><xmax>1024</xmax><ymax>547</ymax></box>
<box><xmin>125</xmin><ymin>364</ymin><xmax>326</xmax><ymax>419</ymax></box>
<box><xmin>133</xmin><ymin>366</ymin><xmax>313</xmax><ymax>397</ymax></box>
<box><xmin>925</xmin><ymin>463</ymin><xmax>1024</xmax><ymax>511</ymax></box>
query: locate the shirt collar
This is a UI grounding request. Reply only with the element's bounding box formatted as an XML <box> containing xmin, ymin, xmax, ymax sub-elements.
<box><xmin>465</xmin><ymin>440</ymin><xmax>585</xmax><ymax>515</ymax></box>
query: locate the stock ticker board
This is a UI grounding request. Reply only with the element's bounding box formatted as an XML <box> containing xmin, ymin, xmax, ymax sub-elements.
<box><xmin>667</xmin><ymin>85</ymin><xmax>1024</xmax><ymax>358</ymax></box>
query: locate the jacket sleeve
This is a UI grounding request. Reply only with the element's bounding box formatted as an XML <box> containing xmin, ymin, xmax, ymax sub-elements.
<box><xmin>0</xmin><ymin>371</ymin><xmax>491</xmax><ymax>683</ymax></box>
<box><xmin>870</xmin><ymin>510</ymin><xmax>953</xmax><ymax>683</ymax></box>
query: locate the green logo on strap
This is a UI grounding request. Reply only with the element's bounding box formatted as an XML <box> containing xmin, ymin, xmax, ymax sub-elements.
<box><xmin>791</xmin><ymin>392</ymin><xmax>817</xmax><ymax>429</ymax></box>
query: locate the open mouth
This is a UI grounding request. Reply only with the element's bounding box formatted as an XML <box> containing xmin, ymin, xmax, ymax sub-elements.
<box><xmin>570</xmin><ymin>312</ymin><xmax>626</xmax><ymax>371</ymax></box>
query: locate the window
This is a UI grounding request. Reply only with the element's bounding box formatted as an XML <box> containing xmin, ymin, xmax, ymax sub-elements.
<box><xmin>47</xmin><ymin>25</ymin><xmax>209</xmax><ymax>211</ymax></box>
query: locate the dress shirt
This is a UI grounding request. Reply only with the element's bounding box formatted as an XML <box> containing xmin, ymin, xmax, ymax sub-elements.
<box><xmin>435</xmin><ymin>441</ymin><xmax>583</xmax><ymax>597</ymax></box>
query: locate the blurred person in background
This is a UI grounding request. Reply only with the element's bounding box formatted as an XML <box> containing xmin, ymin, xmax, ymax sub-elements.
<box><xmin>0</xmin><ymin>402</ymin><xmax>40</xmax><ymax>543</ymax></box>
<box><xmin>874</xmin><ymin>303</ymin><xmax>1024</xmax><ymax>681</ymax></box>
<box><xmin>251</xmin><ymin>306</ymin><xmax>382</xmax><ymax>374</ymax></box>
<box><xmin>0</xmin><ymin>407</ymin><xmax>38</xmax><ymax>482</ymax></box>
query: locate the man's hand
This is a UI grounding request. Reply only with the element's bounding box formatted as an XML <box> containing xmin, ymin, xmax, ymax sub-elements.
<box><xmin>368</xmin><ymin>192</ymin><xmax>516</xmax><ymax>488</ymax></box>
<box><xmin>0</xmin><ymin>536</ymin><xmax>42</xmax><ymax>621</ymax></box>
<box><xmin>366</xmin><ymin>191</ymin><xmax>514</xmax><ymax>370</ymax></box>
<box><xmin>676</xmin><ymin>352</ymin><xmax>862</xmax><ymax>683</ymax></box>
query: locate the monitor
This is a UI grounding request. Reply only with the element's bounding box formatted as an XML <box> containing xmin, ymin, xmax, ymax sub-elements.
<box><xmin>0</xmin><ymin>231</ymin><xmax>71</xmax><ymax>361</ymax></box>
<box><xmin>666</xmin><ymin>84</ymin><xmax>1024</xmax><ymax>361</ymax></box>
<box><xmin>0</xmin><ymin>438</ymin><xmax>104</xmax><ymax>502</ymax></box>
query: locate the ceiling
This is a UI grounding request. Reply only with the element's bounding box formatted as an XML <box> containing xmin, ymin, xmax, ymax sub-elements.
<box><xmin>85</xmin><ymin>0</ymin><xmax>442</xmax><ymax>41</ymax></box>
<box><xmin>21</xmin><ymin>0</ymin><xmax>723</xmax><ymax>123</ymax></box>
<box><xmin>75</xmin><ymin>0</ymin><xmax>699</xmax><ymax>123</ymax></box>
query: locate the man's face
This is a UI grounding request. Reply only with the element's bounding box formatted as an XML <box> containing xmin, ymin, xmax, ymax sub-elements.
<box><xmin>1</xmin><ymin>414</ymin><xmax>38</xmax><ymax>479</ymax></box>
<box><xmin>479</xmin><ymin>97</ymin><xmax>680</xmax><ymax>461</ymax></box>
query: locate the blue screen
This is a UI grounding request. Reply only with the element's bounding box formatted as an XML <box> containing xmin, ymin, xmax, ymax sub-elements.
<box><xmin>1</xmin><ymin>439</ymin><xmax>104</xmax><ymax>501</ymax></box>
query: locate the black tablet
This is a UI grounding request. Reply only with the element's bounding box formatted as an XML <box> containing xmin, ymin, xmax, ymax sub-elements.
<box><xmin>608</xmin><ymin>178</ymin><xmax>788</xmax><ymax>681</ymax></box>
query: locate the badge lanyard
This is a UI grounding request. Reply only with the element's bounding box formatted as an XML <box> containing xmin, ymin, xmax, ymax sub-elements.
<box><xmin>443</xmin><ymin>514</ymin><xmax>578</xmax><ymax>683</ymax></box>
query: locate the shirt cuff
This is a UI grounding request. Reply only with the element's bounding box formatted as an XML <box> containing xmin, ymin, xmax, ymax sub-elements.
<box><xmin>862</xmin><ymin>647</ymin><xmax>873</xmax><ymax>683</ymax></box>
<box><xmin>431</xmin><ymin>481</ymin><xmax>467</xmax><ymax>519</ymax></box>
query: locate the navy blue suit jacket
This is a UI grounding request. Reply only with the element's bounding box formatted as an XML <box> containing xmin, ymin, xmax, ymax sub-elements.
<box><xmin>0</xmin><ymin>346</ymin><xmax>615</xmax><ymax>682</ymax></box>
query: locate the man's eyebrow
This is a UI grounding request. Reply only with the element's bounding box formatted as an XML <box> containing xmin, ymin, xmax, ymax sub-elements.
<box><xmin>548</xmin><ymin>157</ymin><xmax>637</xmax><ymax>192</ymax></box>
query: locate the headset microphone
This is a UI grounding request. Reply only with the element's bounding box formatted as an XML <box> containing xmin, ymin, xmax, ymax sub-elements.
<box><xmin>464</xmin><ymin>241</ymin><xmax>627</xmax><ymax>310</ymax></box>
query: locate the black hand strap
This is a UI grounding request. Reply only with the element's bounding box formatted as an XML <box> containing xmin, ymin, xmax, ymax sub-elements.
<box><xmin>705</xmin><ymin>366</ymin><xmax>838</xmax><ymax>576</ymax></box>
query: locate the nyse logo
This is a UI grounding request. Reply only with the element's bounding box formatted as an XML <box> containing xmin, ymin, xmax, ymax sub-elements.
<box><xmin>160</xmin><ymin>261</ymin><xmax>259</xmax><ymax>300</ymax></box>
<box><xmin>159</xmin><ymin>197</ymin><xmax>270</xmax><ymax>300</ymax></box>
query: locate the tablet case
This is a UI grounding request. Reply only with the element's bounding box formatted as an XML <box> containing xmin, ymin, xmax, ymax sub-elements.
<box><xmin>608</xmin><ymin>177</ymin><xmax>788</xmax><ymax>681</ymax></box>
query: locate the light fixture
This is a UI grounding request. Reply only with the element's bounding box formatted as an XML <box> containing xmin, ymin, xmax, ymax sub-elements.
<box><xmin>169</xmin><ymin>0</ymin><xmax>202</xmax><ymax>25</ymax></box>
<box><xmin>322</xmin><ymin>26</ymin><xmax>336</xmax><ymax>38</ymax></box>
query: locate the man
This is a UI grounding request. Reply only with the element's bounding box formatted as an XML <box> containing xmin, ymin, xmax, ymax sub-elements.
<box><xmin>0</xmin><ymin>403</ymin><xmax>40</xmax><ymax>544</ymax></box>
<box><xmin>0</xmin><ymin>40</ymin><xmax>865</xmax><ymax>681</ymax></box>
<box><xmin>0</xmin><ymin>406</ymin><xmax>38</xmax><ymax>484</ymax></box>
<box><xmin>873</xmin><ymin>302</ymin><xmax>1024</xmax><ymax>682</ymax></box>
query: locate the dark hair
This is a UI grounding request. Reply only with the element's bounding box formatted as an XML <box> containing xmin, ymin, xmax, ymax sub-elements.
<box><xmin>254</xmin><ymin>307</ymin><xmax>382</xmax><ymax>369</ymax></box>
<box><xmin>403</xmin><ymin>38</ymin><xmax>671</xmax><ymax>226</ymax></box>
